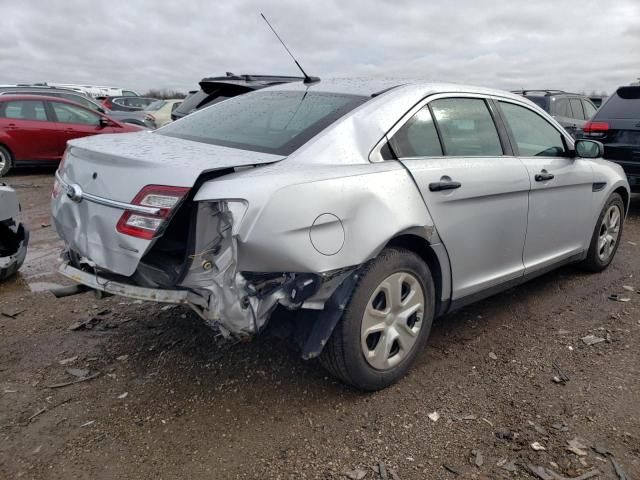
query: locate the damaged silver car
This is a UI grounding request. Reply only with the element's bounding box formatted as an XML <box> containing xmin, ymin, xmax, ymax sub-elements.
<box><xmin>1</xmin><ymin>184</ymin><xmax>29</xmax><ymax>281</ymax></box>
<box><xmin>52</xmin><ymin>79</ymin><xmax>630</xmax><ymax>390</ymax></box>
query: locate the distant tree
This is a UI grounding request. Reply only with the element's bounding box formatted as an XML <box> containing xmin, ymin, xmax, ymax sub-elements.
<box><xmin>141</xmin><ymin>88</ymin><xmax>187</xmax><ymax>99</ymax></box>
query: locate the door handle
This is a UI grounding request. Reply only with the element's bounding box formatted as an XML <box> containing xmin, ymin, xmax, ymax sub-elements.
<box><xmin>535</xmin><ymin>170</ymin><xmax>555</xmax><ymax>182</ymax></box>
<box><xmin>429</xmin><ymin>180</ymin><xmax>462</xmax><ymax>192</ymax></box>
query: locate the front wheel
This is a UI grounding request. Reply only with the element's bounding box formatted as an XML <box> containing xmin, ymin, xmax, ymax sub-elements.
<box><xmin>320</xmin><ymin>247</ymin><xmax>435</xmax><ymax>391</ymax></box>
<box><xmin>581</xmin><ymin>193</ymin><xmax>625</xmax><ymax>272</ymax></box>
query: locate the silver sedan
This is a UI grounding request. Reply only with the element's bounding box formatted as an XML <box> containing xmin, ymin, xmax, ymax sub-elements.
<box><xmin>51</xmin><ymin>79</ymin><xmax>630</xmax><ymax>390</ymax></box>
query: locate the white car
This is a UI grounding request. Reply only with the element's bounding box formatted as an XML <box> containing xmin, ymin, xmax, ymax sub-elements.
<box><xmin>143</xmin><ymin>99</ymin><xmax>183</xmax><ymax>128</ymax></box>
<box><xmin>52</xmin><ymin>79</ymin><xmax>629</xmax><ymax>390</ymax></box>
<box><xmin>0</xmin><ymin>184</ymin><xmax>28</xmax><ymax>281</ymax></box>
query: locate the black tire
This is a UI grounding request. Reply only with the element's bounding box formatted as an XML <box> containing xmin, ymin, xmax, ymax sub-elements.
<box><xmin>581</xmin><ymin>193</ymin><xmax>625</xmax><ymax>272</ymax></box>
<box><xmin>320</xmin><ymin>247</ymin><xmax>435</xmax><ymax>391</ymax></box>
<box><xmin>0</xmin><ymin>145</ymin><xmax>13</xmax><ymax>177</ymax></box>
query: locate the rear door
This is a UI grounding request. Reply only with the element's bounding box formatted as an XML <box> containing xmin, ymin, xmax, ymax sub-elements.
<box><xmin>0</xmin><ymin>99</ymin><xmax>58</xmax><ymax>161</ymax></box>
<box><xmin>48</xmin><ymin>101</ymin><xmax>106</xmax><ymax>155</ymax></box>
<box><xmin>388</xmin><ymin>95</ymin><xmax>530</xmax><ymax>300</ymax></box>
<box><xmin>497</xmin><ymin>100</ymin><xmax>593</xmax><ymax>271</ymax></box>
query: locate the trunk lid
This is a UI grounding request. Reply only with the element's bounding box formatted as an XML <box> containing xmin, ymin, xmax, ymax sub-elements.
<box><xmin>52</xmin><ymin>131</ymin><xmax>284</xmax><ymax>276</ymax></box>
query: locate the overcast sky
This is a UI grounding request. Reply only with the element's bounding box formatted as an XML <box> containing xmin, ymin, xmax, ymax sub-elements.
<box><xmin>1</xmin><ymin>0</ymin><xmax>638</xmax><ymax>95</ymax></box>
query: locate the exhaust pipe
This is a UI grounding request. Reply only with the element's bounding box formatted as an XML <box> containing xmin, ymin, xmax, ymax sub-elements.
<box><xmin>50</xmin><ymin>284</ymin><xmax>91</xmax><ymax>298</ymax></box>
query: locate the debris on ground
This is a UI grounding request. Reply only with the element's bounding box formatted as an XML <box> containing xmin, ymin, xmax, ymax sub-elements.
<box><xmin>344</xmin><ymin>468</ymin><xmax>366</xmax><ymax>479</ymax></box>
<box><xmin>527</xmin><ymin>464</ymin><xmax>599</xmax><ymax>480</ymax></box>
<box><xmin>443</xmin><ymin>464</ymin><xmax>460</xmax><ymax>475</ymax></box>
<box><xmin>1</xmin><ymin>309</ymin><xmax>25</xmax><ymax>319</ymax></box>
<box><xmin>622</xmin><ymin>285</ymin><xmax>635</xmax><ymax>292</ymax></box>
<box><xmin>470</xmin><ymin>449</ymin><xmax>483</xmax><ymax>467</ymax></box>
<box><xmin>496</xmin><ymin>430</ymin><xmax>516</xmax><ymax>441</ymax></box>
<box><xmin>581</xmin><ymin>334</ymin><xmax>606</xmax><ymax>346</ymax></box>
<box><xmin>497</xmin><ymin>459</ymin><xmax>518</xmax><ymax>472</ymax></box>
<box><xmin>551</xmin><ymin>423</ymin><xmax>569</xmax><ymax>432</ymax></box>
<box><xmin>48</xmin><ymin>372</ymin><xmax>100</xmax><ymax>389</ymax></box>
<box><xmin>608</xmin><ymin>294</ymin><xmax>631</xmax><ymax>302</ymax></box>
<box><xmin>530</xmin><ymin>441</ymin><xmax>546</xmax><ymax>451</ymax></box>
<box><xmin>377</xmin><ymin>462</ymin><xmax>388</xmax><ymax>480</ymax></box>
<box><xmin>27</xmin><ymin>407</ymin><xmax>47</xmax><ymax>423</ymax></box>
<box><xmin>428</xmin><ymin>411</ymin><xmax>440</xmax><ymax>422</ymax></box>
<box><xmin>66</xmin><ymin>368</ymin><xmax>90</xmax><ymax>378</ymax></box>
<box><xmin>116</xmin><ymin>354</ymin><xmax>129</xmax><ymax>361</ymax></box>
<box><xmin>58</xmin><ymin>356</ymin><xmax>78</xmax><ymax>365</ymax></box>
<box><xmin>118</xmin><ymin>392</ymin><xmax>128</xmax><ymax>399</ymax></box>
<box><xmin>566</xmin><ymin>437</ymin><xmax>589</xmax><ymax>456</ymax></box>
<box><xmin>591</xmin><ymin>446</ymin><xmax>629</xmax><ymax>480</ymax></box>
<box><xmin>488</xmin><ymin>351</ymin><xmax>498</xmax><ymax>360</ymax></box>
<box><xmin>80</xmin><ymin>420</ymin><xmax>95</xmax><ymax>427</ymax></box>
<box><xmin>552</xmin><ymin>361</ymin><xmax>570</xmax><ymax>384</ymax></box>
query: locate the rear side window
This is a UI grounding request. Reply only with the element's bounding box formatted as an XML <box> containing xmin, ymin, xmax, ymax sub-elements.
<box><xmin>159</xmin><ymin>91</ymin><xmax>367</xmax><ymax>155</ymax></box>
<box><xmin>499</xmin><ymin>101</ymin><xmax>566</xmax><ymax>157</ymax></box>
<box><xmin>569</xmin><ymin>98</ymin><xmax>585</xmax><ymax>119</ymax></box>
<box><xmin>554</xmin><ymin>98</ymin><xmax>572</xmax><ymax>117</ymax></box>
<box><xmin>430</xmin><ymin>98</ymin><xmax>503</xmax><ymax>156</ymax></box>
<box><xmin>51</xmin><ymin>102</ymin><xmax>100</xmax><ymax>125</ymax></box>
<box><xmin>596</xmin><ymin>88</ymin><xmax>640</xmax><ymax>119</ymax></box>
<box><xmin>389</xmin><ymin>106</ymin><xmax>442</xmax><ymax>157</ymax></box>
<box><xmin>582</xmin><ymin>100</ymin><xmax>597</xmax><ymax>119</ymax></box>
<box><xmin>0</xmin><ymin>100</ymin><xmax>47</xmax><ymax>121</ymax></box>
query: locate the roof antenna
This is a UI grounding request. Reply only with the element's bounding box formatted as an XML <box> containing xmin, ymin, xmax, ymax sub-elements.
<box><xmin>260</xmin><ymin>13</ymin><xmax>320</xmax><ymax>84</ymax></box>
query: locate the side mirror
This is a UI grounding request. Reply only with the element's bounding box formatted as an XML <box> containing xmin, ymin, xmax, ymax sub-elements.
<box><xmin>98</xmin><ymin>117</ymin><xmax>111</xmax><ymax>128</ymax></box>
<box><xmin>575</xmin><ymin>139</ymin><xmax>604</xmax><ymax>159</ymax></box>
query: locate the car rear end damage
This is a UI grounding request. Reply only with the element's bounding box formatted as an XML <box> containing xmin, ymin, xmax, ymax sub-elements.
<box><xmin>0</xmin><ymin>184</ymin><xmax>29</xmax><ymax>281</ymax></box>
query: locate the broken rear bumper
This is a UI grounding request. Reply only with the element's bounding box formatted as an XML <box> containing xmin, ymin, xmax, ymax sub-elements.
<box><xmin>58</xmin><ymin>261</ymin><xmax>203</xmax><ymax>306</ymax></box>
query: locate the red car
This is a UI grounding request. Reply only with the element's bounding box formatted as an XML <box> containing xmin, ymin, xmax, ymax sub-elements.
<box><xmin>0</xmin><ymin>95</ymin><xmax>142</xmax><ymax>176</ymax></box>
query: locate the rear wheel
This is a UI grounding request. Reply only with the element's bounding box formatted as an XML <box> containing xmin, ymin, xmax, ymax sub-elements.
<box><xmin>0</xmin><ymin>145</ymin><xmax>13</xmax><ymax>177</ymax></box>
<box><xmin>581</xmin><ymin>193</ymin><xmax>624</xmax><ymax>272</ymax></box>
<box><xmin>320</xmin><ymin>247</ymin><xmax>435</xmax><ymax>391</ymax></box>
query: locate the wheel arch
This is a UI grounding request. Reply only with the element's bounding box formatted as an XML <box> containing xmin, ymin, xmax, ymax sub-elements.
<box><xmin>613</xmin><ymin>185</ymin><xmax>630</xmax><ymax>215</ymax></box>
<box><xmin>385</xmin><ymin>232</ymin><xmax>450</xmax><ymax>317</ymax></box>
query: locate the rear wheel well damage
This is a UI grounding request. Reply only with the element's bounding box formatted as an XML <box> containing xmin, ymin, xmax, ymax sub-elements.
<box><xmin>385</xmin><ymin>234</ymin><xmax>443</xmax><ymax>316</ymax></box>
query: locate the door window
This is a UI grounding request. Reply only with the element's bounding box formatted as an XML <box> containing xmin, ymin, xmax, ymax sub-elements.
<box><xmin>51</xmin><ymin>102</ymin><xmax>100</xmax><ymax>125</ymax></box>
<box><xmin>1</xmin><ymin>100</ymin><xmax>47</xmax><ymax>121</ymax></box>
<box><xmin>582</xmin><ymin>100</ymin><xmax>597</xmax><ymax>119</ymax></box>
<box><xmin>499</xmin><ymin>101</ymin><xmax>566</xmax><ymax>157</ymax></box>
<box><xmin>389</xmin><ymin>106</ymin><xmax>442</xmax><ymax>157</ymax></box>
<box><xmin>430</xmin><ymin>98</ymin><xmax>503</xmax><ymax>156</ymax></box>
<box><xmin>553</xmin><ymin>98</ymin><xmax>572</xmax><ymax>117</ymax></box>
<box><xmin>569</xmin><ymin>98</ymin><xmax>585</xmax><ymax>120</ymax></box>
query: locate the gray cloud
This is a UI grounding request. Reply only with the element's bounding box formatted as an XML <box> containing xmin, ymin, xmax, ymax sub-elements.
<box><xmin>1</xmin><ymin>0</ymin><xmax>638</xmax><ymax>95</ymax></box>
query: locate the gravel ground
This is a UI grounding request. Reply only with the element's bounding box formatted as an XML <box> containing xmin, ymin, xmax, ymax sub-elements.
<box><xmin>1</xmin><ymin>170</ymin><xmax>639</xmax><ymax>480</ymax></box>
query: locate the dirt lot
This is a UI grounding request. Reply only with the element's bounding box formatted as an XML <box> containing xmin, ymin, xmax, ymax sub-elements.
<box><xmin>1</xmin><ymin>170</ymin><xmax>639</xmax><ymax>480</ymax></box>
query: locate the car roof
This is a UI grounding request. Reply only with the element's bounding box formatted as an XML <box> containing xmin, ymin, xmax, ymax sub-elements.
<box><xmin>0</xmin><ymin>94</ymin><xmax>97</xmax><ymax>107</ymax></box>
<box><xmin>266</xmin><ymin>78</ymin><xmax>529</xmax><ymax>102</ymax></box>
<box><xmin>0</xmin><ymin>85</ymin><xmax>91</xmax><ymax>95</ymax></box>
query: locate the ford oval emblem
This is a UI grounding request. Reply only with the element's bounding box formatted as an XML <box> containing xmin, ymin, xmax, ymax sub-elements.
<box><xmin>66</xmin><ymin>184</ymin><xmax>83</xmax><ymax>203</ymax></box>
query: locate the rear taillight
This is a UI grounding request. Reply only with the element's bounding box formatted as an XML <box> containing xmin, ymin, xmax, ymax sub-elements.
<box><xmin>116</xmin><ymin>185</ymin><xmax>190</xmax><ymax>239</ymax></box>
<box><xmin>583</xmin><ymin>121</ymin><xmax>609</xmax><ymax>137</ymax></box>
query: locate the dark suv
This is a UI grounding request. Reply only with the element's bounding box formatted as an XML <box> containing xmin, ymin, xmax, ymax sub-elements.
<box><xmin>171</xmin><ymin>73</ymin><xmax>303</xmax><ymax>121</ymax></box>
<box><xmin>582</xmin><ymin>85</ymin><xmax>640</xmax><ymax>191</ymax></box>
<box><xmin>512</xmin><ymin>90</ymin><xmax>598</xmax><ymax>137</ymax></box>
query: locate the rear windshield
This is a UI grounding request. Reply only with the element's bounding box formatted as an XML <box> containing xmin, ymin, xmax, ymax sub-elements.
<box><xmin>158</xmin><ymin>91</ymin><xmax>368</xmax><ymax>155</ymax></box>
<box><xmin>596</xmin><ymin>87</ymin><xmax>640</xmax><ymax>119</ymax></box>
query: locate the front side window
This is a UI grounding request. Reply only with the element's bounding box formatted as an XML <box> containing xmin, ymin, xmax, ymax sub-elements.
<box><xmin>1</xmin><ymin>100</ymin><xmax>47</xmax><ymax>121</ymax></box>
<box><xmin>389</xmin><ymin>106</ymin><xmax>442</xmax><ymax>158</ymax></box>
<box><xmin>51</xmin><ymin>102</ymin><xmax>100</xmax><ymax>125</ymax></box>
<box><xmin>569</xmin><ymin>98</ymin><xmax>585</xmax><ymax>120</ymax></box>
<box><xmin>430</xmin><ymin>98</ymin><xmax>503</xmax><ymax>156</ymax></box>
<box><xmin>499</xmin><ymin>101</ymin><xmax>566</xmax><ymax>157</ymax></box>
<box><xmin>158</xmin><ymin>91</ymin><xmax>367</xmax><ymax>155</ymax></box>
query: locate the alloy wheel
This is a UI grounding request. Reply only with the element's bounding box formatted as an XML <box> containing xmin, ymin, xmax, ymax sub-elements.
<box><xmin>597</xmin><ymin>204</ymin><xmax>621</xmax><ymax>261</ymax></box>
<box><xmin>0</xmin><ymin>149</ymin><xmax>6</xmax><ymax>172</ymax></box>
<box><xmin>360</xmin><ymin>271</ymin><xmax>425</xmax><ymax>370</ymax></box>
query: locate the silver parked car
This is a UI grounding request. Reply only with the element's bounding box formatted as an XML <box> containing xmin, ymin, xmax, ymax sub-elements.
<box><xmin>1</xmin><ymin>184</ymin><xmax>29</xmax><ymax>281</ymax></box>
<box><xmin>51</xmin><ymin>80</ymin><xmax>630</xmax><ymax>390</ymax></box>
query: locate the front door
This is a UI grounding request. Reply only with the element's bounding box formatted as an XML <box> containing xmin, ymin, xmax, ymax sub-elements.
<box><xmin>388</xmin><ymin>96</ymin><xmax>531</xmax><ymax>300</ymax></box>
<box><xmin>48</xmin><ymin>101</ymin><xmax>106</xmax><ymax>157</ymax></box>
<box><xmin>0</xmin><ymin>99</ymin><xmax>57</xmax><ymax>161</ymax></box>
<box><xmin>497</xmin><ymin>100</ymin><xmax>593</xmax><ymax>272</ymax></box>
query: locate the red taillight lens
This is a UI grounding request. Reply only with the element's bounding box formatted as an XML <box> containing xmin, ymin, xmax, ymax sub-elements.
<box><xmin>116</xmin><ymin>185</ymin><xmax>190</xmax><ymax>239</ymax></box>
<box><xmin>583</xmin><ymin>121</ymin><xmax>609</xmax><ymax>134</ymax></box>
